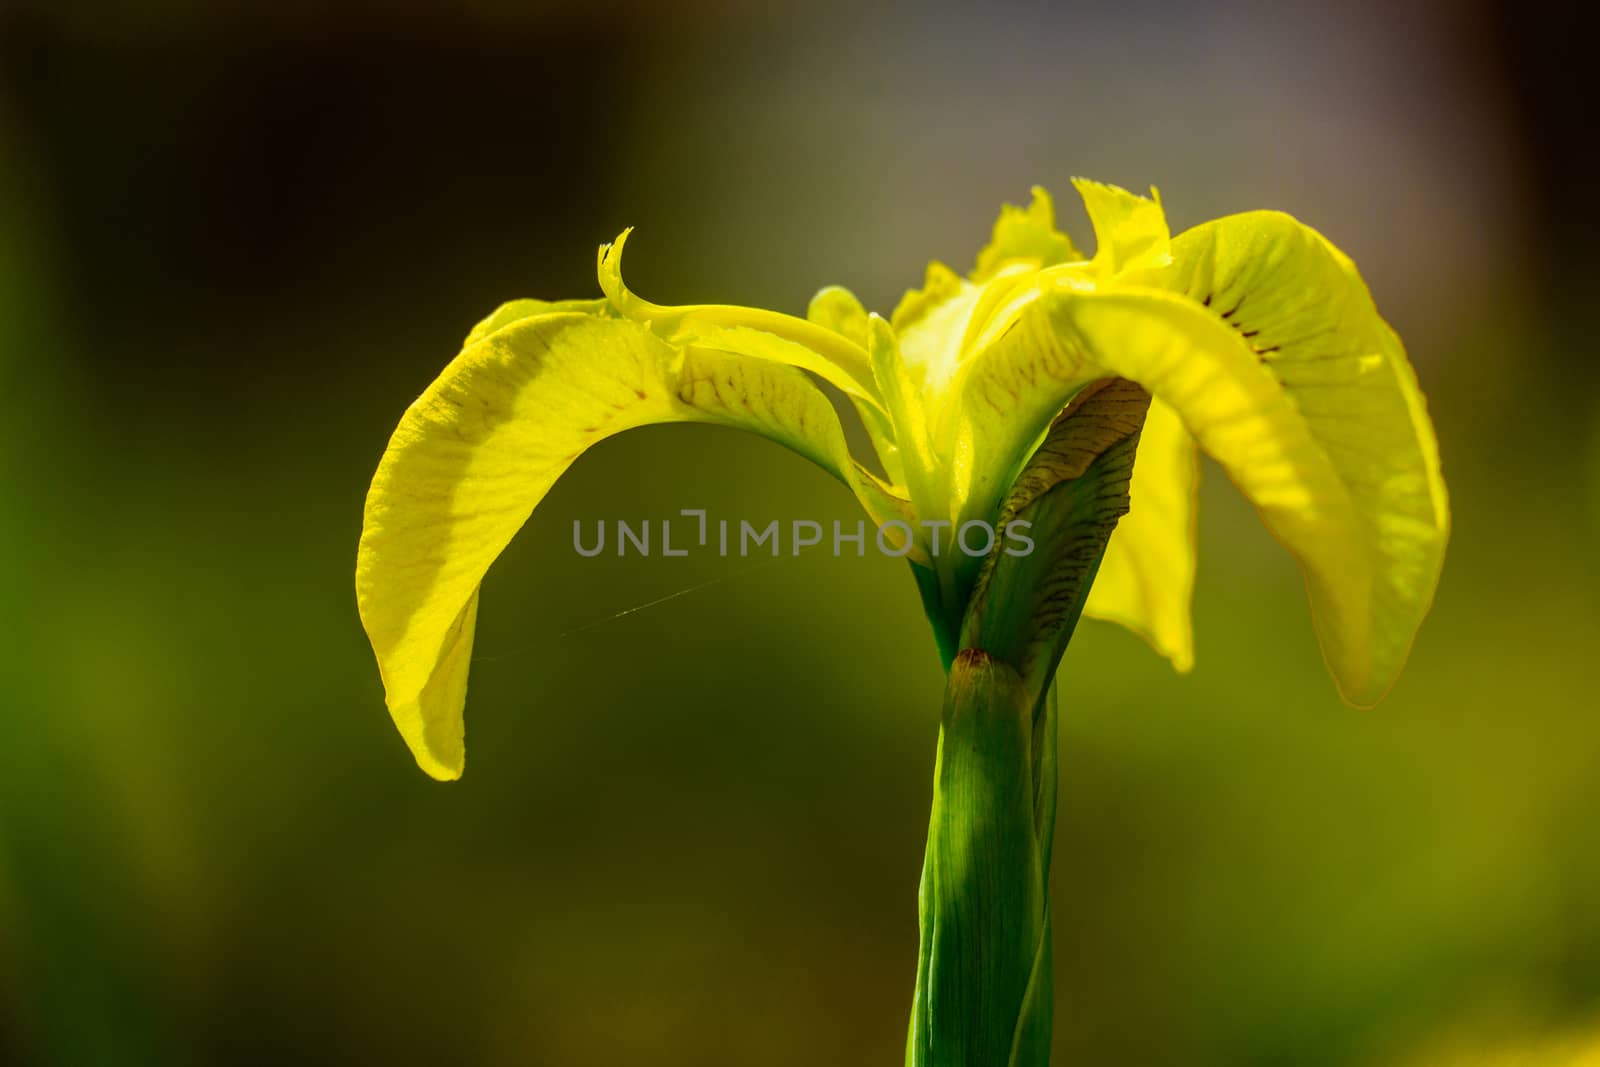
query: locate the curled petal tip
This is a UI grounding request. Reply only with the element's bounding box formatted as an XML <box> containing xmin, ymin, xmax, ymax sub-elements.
<box><xmin>597</xmin><ymin>227</ymin><xmax>634</xmax><ymax>265</ymax></box>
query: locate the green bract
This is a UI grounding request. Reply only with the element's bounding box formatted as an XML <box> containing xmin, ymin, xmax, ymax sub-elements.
<box><xmin>357</xmin><ymin>180</ymin><xmax>1449</xmax><ymax>781</ymax></box>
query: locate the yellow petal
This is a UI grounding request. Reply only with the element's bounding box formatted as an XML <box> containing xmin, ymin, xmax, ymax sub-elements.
<box><xmin>957</xmin><ymin>272</ymin><xmax>1444</xmax><ymax>703</ymax></box>
<box><xmin>926</xmin><ymin>182</ymin><xmax>1168</xmax><ymax>524</ymax></box>
<box><xmin>890</xmin><ymin>260</ymin><xmax>981</xmax><ymax>393</ymax></box>
<box><xmin>597</xmin><ymin>230</ymin><xmax>882</xmax><ymax>405</ymax></box>
<box><xmin>972</xmin><ymin>186</ymin><xmax>1083</xmax><ymax>281</ymax></box>
<box><xmin>463</xmin><ymin>297</ymin><xmax>613</xmax><ymax>347</ymax></box>
<box><xmin>1082</xmin><ymin>397</ymin><xmax>1199</xmax><ymax>672</ymax></box>
<box><xmin>893</xmin><ymin>187</ymin><xmax>1082</xmax><ymax>408</ymax></box>
<box><xmin>357</xmin><ymin>311</ymin><xmax>896</xmax><ymax>779</ymax></box>
<box><xmin>808</xmin><ymin>285</ymin><xmax>905</xmax><ymax>484</ymax></box>
<box><xmin>1070</xmin><ymin>178</ymin><xmax>1172</xmax><ymax>276</ymax></box>
<box><xmin>891</xmin><ymin>260</ymin><xmax>966</xmax><ymax>333</ymax></box>
<box><xmin>806</xmin><ymin>285</ymin><xmax>870</xmax><ymax>349</ymax></box>
<box><xmin>1158</xmin><ymin>210</ymin><xmax>1449</xmax><ymax>701</ymax></box>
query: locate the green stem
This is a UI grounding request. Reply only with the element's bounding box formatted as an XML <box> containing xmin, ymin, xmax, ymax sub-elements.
<box><xmin>906</xmin><ymin>652</ymin><xmax>1059</xmax><ymax>1067</ymax></box>
<box><xmin>903</xmin><ymin>377</ymin><xmax>1144</xmax><ymax>1064</ymax></box>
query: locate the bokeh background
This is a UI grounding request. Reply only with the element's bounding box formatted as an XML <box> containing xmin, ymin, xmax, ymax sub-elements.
<box><xmin>2</xmin><ymin>2</ymin><xmax>1596</xmax><ymax>1064</ymax></box>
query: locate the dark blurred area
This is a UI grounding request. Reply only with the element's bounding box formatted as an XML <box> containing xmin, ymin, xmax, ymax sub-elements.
<box><xmin>1</xmin><ymin>2</ymin><xmax>1596</xmax><ymax>1064</ymax></box>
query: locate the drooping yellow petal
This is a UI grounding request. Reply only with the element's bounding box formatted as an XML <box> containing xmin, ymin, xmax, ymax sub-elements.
<box><xmin>1082</xmin><ymin>397</ymin><xmax>1199</xmax><ymax>672</ymax></box>
<box><xmin>357</xmin><ymin>310</ymin><xmax>899</xmax><ymax>779</ymax></box>
<box><xmin>462</xmin><ymin>297</ymin><xmax>614</xmax><ymax>347</ymax></box>
<box><xmin>1155</xmin><ymin>210</ymin><xmax>1450</xmax><ymax>702</ymax></box>
<box><xmin>955</xmin><ymin>275</ymin><xmax>1443</xmax><ymax>704</ymax></box>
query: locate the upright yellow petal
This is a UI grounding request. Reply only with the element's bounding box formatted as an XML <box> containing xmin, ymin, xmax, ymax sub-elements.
<box><xmin>1071</xmin><ymin>178</ymin><xmax>1172</xmax><ymax>277</ymax></box>
<box><xmin>972</xmin><ymin>186</ymin><xmax>1083</xmax><ymax>281</ymax></box>
<box><xmin>930</xmin><ymin>183</ymin><xmax>1171</xmax><ymax>526</ymax></box>
<box><xmin>809</xmin><ymin>285</ymin><xmax>905</xmax><ymax>484</ymax></box>
<box><xmin>806</xmin><ymin>285</ymin><xmax>871</xmax><ymax>349</ymax></box>
<box><xmin>891</xmin><ymin>261</ymin><xmax>982</xmax><ymax>395</ymax></box>
<box><xmin>893</xmin><ymin>186</ymin><xmax>1084</xmax><ymax>417</ymax></box>
<box><xmin>357</xmin><ymin>310</ymin><xmax>896</xmax><ymax>779</ymax></box>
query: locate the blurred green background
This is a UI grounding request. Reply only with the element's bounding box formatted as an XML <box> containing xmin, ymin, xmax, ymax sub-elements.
<box><xmin>1</xmin><ymin>2</ymin><xmax>1596</xmax><ymax>1064</ymax></box>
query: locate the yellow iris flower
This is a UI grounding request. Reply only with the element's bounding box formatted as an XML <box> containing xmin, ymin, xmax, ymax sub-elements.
<box><xmin>357</xmin><ymin>180</ymin><xmax>1449</xmax><ymax>782</ymax></box>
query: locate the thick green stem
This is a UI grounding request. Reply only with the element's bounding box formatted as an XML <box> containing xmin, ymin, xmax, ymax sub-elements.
<box><xmin>905</xmin><ymin>378</ymin><xmax>1145</xmax><ymax>1064</ymax></box>
<box><xmin>906</xmin><ymin>651</ymin><xmax>1059</xmax><ymax>1067</ymax></box>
